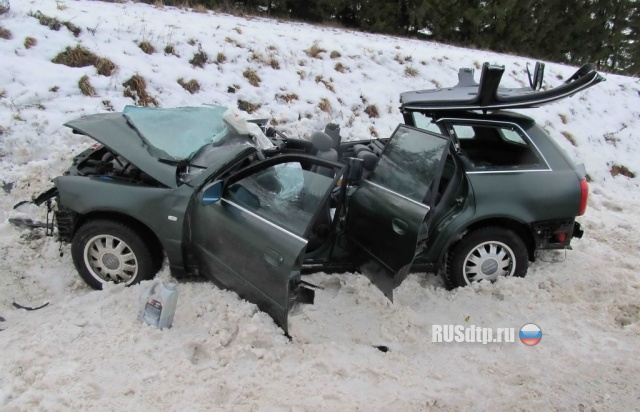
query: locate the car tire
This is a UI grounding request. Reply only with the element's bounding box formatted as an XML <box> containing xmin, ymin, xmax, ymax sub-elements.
<box><xmin>71</xmin><ymin>219</ymin><xmax>159</xmax><ymax>290</ymax></box>
<box><xmin>446</xmin><ymin>227</ymin><xmax>528</xmax><ymax>288</ymax></box>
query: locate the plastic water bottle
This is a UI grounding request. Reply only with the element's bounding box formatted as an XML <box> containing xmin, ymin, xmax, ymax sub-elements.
<box><xmin>138</xmin><ymin>279</ymin><xmax>178</xmax><ymax>329</ymax></box>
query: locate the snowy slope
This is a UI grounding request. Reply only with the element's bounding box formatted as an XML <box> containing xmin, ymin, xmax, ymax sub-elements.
<box><xmin>1</xmin><ymin>1</ymin><xmax>639</xmax><ymax>410</ymax></box>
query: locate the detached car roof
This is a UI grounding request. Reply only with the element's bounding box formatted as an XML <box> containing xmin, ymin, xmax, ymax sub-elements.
<box><xmin>400</xmin><ymin>62</ymin><xmax>605</xmax><ymax>112</ymax></box>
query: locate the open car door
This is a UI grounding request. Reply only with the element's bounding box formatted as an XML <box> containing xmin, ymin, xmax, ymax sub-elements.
<box><xmin>188</xmin><ymin>154</ymin><xmax>345</xmax><ymax>334</ymax></box>
<box><xmin>346</xmin><ymin>125</ymin><xmax>450</xmax><ymax>299</ymax></box>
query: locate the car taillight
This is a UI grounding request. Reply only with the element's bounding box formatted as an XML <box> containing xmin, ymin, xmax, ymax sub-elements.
<box><xmin>578</xmin><ymin>178</ymin><xmax>588</xmax><ymax>216</ymax></box>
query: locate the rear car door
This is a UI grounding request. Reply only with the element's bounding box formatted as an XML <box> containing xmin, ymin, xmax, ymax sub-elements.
<box><xmin>189</xmin><ymin>155</ymin><xmax>345</xmax><ymax>334</ymax></box>
<box><xmin>346</xmin><ymin>125</ymin><xmax>450</xmax><ymax>299</ymax></box>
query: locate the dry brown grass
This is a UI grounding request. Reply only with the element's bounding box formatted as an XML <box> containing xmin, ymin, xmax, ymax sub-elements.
<box><xmin>560</xmin><ymin>131</ymin><xmax>577</xmax><ymax>146</ymax></box>
<box><xmin>24</xmin><ymin>36</ymin><xmax>37</xmax><ymax>49</ymax></box>
<box><xmin>177</xmin><ymin>78</ymin><xmax>201</xmax><ymax>94</ymax></box>
<box><xmin>369</xmin><ymin>127</ymin><xmax>379</xmax><ymax>138</ymax></box>
<box><xmin>164</xmin><ymin>43</ymin><xmax>179</xmax><ymax>57</ymax></box>
<box><xmin>243</xmin><ymin>68</ymin><xmax>261</xmax><ymax>87</ymax></box>
<box><xmin>189</xmin><ymin>48</ymin><xmax>208</xmax><ymax>68</ymax></box>
<box><xmin>187</xmin><ymin>38</ymin><xmax>198</xmax><ymax>46</ymax></box>
<box><xmin>330</xmin><ymin>50</ymin><xmax>341</xmax><ymax>59</ymax></box>
<box><xmin>276</xmin><ymin>93</ymin><xmax>298</xmax><ymax>103</ymax></box>
<box><xmin>52</xmin><ymin>45</ymin><xmax>117</xmax><ymax>76</ymax></box>
<box><xmin>49</xmin><ymin>86</ymin><xmax>59</xmax><ymax>92</ymax></box>
<box><xmin>29</xmin><ymin>11</ymin><xmax>81</xmax><ymax>36</ymax></box>
<box><xmin>404</xmin><ymin>66</ymin><xmax>419</xmax><ymax>77</ymax></box>
<box><xmin>559</xmin><ymin>113</ymin><xmax>568</xmax><ymax>124</ymax></box>
<box><xmin>0</xmin><ymin>26</ymin><xmax>12</xmax><ymax>40</ymax></box>
<box><xmin>610</xmin><ymin>164</ymin><xmax>635</xmax><ymax>178</ymax></box>
<box><xmin>318</xmin><ymin>98</ymin><xmax>331</xmax><ymax>113</ymax></box>
<box><xmin>192</xmin><ymin>4</ymin><xmax>208</xmax><ymax>13</ymax></box>
<box><xmin>250</xmin><ymin>52</ymin><xmax>280</xmax><ymax>70</ymax></box>
<box><xmin>315</xmin><ymin>76</ymin><xmax>335</xmax><ymax>93</ymax></box>
<box><xmin>78</xmin><ymin>75</ymin><xmax>97</xmax><ymax>97</ymax></box>
<box><xmin>364</xmin><ymin>104</ymin><xmax>379</xmax><ymax>118</ymax></box>
<box><xmin>138</xmin><ymin>40</ymin><xmax>156</xmax><ymax>55</ymax></box>
<box><xmin>233</xmin><ymin>27</ymin><xmax>242</xmax><ymax>34</ymax></box>
<box><xmin>237</xmin><ymin>100</ymin><xmax>261</xmax><ymax>114</ymax></box>
<box><xmin>216</xmin><ymin>52</ymin><xmax>227</xmax><ymax>64</ymax></box>
<box><xmin>0</xmin><ymin>89</ymin><xmax>6</xmax><ymax>99</ymax></box>
<box><xmin>123</xmin><ymin>74</ymin><xmax>158</xmax><ymax>107</ymax></box>
<box><xmin>305</xmin><ymin>42</ymin><xmax>326</xmax><ymax>59</ymax></box>
<box><xmin>430</xmin><ymin>79</ymin><xmax>442</xmax><ymax>88</ymax></box>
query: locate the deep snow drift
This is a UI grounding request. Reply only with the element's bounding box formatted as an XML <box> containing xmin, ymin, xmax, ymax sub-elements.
<box><xmin>1</xmin><ymin>1</ymin><xmax>639</xmax><ymax>410</ymax></box>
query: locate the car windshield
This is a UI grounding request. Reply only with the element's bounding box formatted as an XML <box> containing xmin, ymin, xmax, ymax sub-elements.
<box><xmin>123</xmin><ymin>105</ymin><xmax>231</xmax><ymax>160</ymax></box>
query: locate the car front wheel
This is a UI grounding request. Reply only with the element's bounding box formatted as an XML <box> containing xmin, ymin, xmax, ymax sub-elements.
<box><xmin>71</xmin><ymin>219</ymin><xmax>158</xmax><ymax>289</ymax></box>
<box><xmin>446</xmin><ymin>227</ymin><xmax>528</xmax><ymax>288</ymax></box>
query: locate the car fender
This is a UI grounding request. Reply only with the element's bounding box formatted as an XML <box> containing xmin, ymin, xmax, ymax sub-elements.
<box><xmin>54</xmin><ymin>175</ymin><xmax>192</xmax><ymax>269</ymax></box>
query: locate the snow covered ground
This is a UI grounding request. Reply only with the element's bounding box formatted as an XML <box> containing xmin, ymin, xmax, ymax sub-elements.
<box><xmin>1</xmin><ymin>0</ymin><xmax>639</xmax><ymax>410</ymax></box>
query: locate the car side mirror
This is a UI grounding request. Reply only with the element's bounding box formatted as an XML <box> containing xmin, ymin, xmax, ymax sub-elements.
<box><xmin>202</xmin><ymin>180</ymin><xmax>224</xmax><ymax>205</ymax></box>
<box><xmin>346</xmin><ymin>157</ymin><xmax>364</xmax><ymax>186</ymax></box>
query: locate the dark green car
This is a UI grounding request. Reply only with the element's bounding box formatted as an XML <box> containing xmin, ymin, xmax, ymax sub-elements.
<box><xmin>39</xmin><ymin>62</ymin><xmax>603</xmax><ymax>332</ymax></box>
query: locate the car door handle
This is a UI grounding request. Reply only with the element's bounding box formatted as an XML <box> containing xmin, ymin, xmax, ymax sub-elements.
<box><xmin>263</xmin><ymin>248</ymin><xmax>284</xmax><ymax>267</ymax></box>
<box><xmin>392</xmin><ymin>218</ymin><xmax>408</xmax><ymax>235</ymax></box>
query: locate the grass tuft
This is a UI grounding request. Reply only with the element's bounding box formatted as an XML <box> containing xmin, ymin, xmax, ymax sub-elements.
<box><xmin>138</xmin><ymin>40</ymin><xmax>155</xmax><ymax>55</ymax></box>
<box><xmin>334</xmin><ymin>62</ymin><xmax>346</xmax><ymax>73</ymax></box>
<box><xmin>610</xmin><ymin>165</ymin><xmax>635</xmax><ymax>178</ymax></box>
<box><xmin>189</xmin><ymin>48</ymin><xmax>208</xmax><ymax>68</ymax></box>
<box><xmin>164</xmin><ymin>43</ymin><xmax>179</xmax><ymax>56</ymax></box>
<box><xmin>276</xmin><ymin>93</ymin><xmax>299</xmax><ymax>103</ymax></box>
<box><xmin>237</xmin><ymin>100</ymin><xmax>261</xmax><ymax>114</ymax></box>
<box><xmin>216</xmin><ymin>52</ymin><xmax>227</xmax><ymax>64</ymax></box>
<box><xmin>305</xmin><ymin>42</ymin><xmax>326</xmax><ymax>59</ymax></box>
<box><xmin>404</xmin><ymin>66</ymin><xmax>419</xmax><ymax>77</ymax></box>
<box><xmin>52</xmin><ymin>45</ymin><xmax>117</xmax><ymax>76</ymax></box>
<box><xmin>24</xmin><ymin>36</ymin><xmax>37</xmax><ymax>49</ymax></box>
<box><xmin>29</xmin><ymin>11</ymin><xmax>81</xmax><ymax>36</ymax></box>
<box><xmin>78</xmin><ymin>75</ymin><xmax>97</xmax><ymax>97</ymax></box>
<box><xmin>123</xmin><ymin>74</ymin><xmax>158</xmax><ymax>107</ymax></box>
<box><xmin>560</xmin><ymin>131</ymin><xmax>577</xmax><ymax>146</ymax></box>
<box><xmin>318</xmin><ymin>98</ymin><xmax>331</xmax><ymax>113</ymax></box>
<box><xmin>0</xmin><ymin>26</ymin><xmax>12</xmax><ymax>40</ymax></box>
<box><xmin>369</xmin><ymin>127</ymin><xmax>379</xmax><ymax>138</ymax></box>
<box><xmin>559</xmin><ymin>113</ymin><xmax>568</xmax><ymax>124</ymax></box>
<box><xmin>330</xmin><ymin>50</ymin><xmax>341</xmax><ymax>59</ymax></box>
<box><xmin>364</xmin><ymin>104</ymin><xmax>379</xmax><ymax>118</ymax></box>
<box><xmin>49</xmin><ymin>86</ymin><xmax>59</xmax><ymax>92</ymax></box>
<box><xmin>243</xmin><ymin>68</ymin><xmax>261</xmax><ymax>87</ymax></box>
<box><xmin>315</xmin><ymin>76</ymin><xmax>335</xmax><ymax>93</ymax></box>
<box><xmin>177</xmin><ymin>78</ymin><xmax>201</xmax><ymax>94</ymax></box>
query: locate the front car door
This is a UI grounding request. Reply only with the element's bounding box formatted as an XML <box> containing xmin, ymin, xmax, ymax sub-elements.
<box><xmin>189</xmin><ymin>155</ymin><xmax>345</xmax><ymax>334</ymax></box>
<box><xmin>346</xmin><ymin>125</ymin><xmax>450</xmax><ymax>299</ymax></box>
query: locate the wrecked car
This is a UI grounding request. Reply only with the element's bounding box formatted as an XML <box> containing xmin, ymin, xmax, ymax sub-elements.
<box><xmin>33</xmin><ymin>62</ymin><xmax>604</xmax><ymax>333</ymax></box>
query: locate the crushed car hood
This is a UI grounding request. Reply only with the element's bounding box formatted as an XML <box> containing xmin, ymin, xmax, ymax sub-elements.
<box><xmin>64</xmin><ymin>105</ymin><xmax>250</xmax><ymax>189</ymax></box>
<box><xmin>65</xmin><ymin>112</ymin><xmax>180</xmax><ymax>188</ymax></box>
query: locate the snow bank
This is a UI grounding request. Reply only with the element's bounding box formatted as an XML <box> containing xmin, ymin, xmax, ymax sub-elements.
<box><xmin>0</xmin><ymin>0</ymin><xmax>639</xmax><ymax>410</ymax></box>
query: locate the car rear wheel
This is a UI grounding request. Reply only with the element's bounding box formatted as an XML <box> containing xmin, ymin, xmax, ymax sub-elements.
<box><xmin>71</xmin><ymin>219</ymin><xmax>159</xmax><ymax>289</ymax></box>
<box><xmin>446</xmin><ymin>227</ymin><xmax>528</xmax><ymax>288</ymax></box>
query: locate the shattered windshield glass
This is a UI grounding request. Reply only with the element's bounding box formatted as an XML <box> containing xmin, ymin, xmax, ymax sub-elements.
<box><xmin>123</xmin><ymin>105</ymin><xmax>231</xmax><ymax>160</ymax></box>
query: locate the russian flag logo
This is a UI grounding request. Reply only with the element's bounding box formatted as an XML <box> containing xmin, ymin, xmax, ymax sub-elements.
<box><xmin>519</xmin><ymin>323</ymin><xmax>542</xmax><ymax>346</ymax></box>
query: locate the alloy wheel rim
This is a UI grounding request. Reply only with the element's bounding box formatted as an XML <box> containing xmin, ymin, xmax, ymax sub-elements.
<box><xmin>462</xmin><ymin>241</ymin><xmax>515</xmax><ymax>283</ymax></box>
<box><xmin>83</xmin><ymin>235</ymin><xmax>138</xmax><ymax>284</ymax></box>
